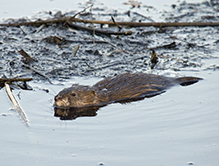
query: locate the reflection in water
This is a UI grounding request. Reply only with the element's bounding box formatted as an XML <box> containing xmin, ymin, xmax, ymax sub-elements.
<box><xmin>54</xmin><ymin>75</ymin><xmax>203</xmax><ymax>120</ymax></box>
<box><xmin>54</xmin><ymin>106</ymin><xmax>101</xmax><ymax>120</ymax></box>
<box><xmin>54</xmin><ymin>91</ymin><xmax>164</xmax><ymax>120</ymax></box>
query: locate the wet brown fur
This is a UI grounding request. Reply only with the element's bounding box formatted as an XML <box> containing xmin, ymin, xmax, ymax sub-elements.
<box><xmin>54</xmin><ymin>73</ymin><xmax>202</xmax><ymax>108</ymax></box>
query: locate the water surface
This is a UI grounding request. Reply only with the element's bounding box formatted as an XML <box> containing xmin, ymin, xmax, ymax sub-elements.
<box><xmin>1</xmin><ymin>69</ymin><xmax>219</xmax><ymax>166</ymax></box>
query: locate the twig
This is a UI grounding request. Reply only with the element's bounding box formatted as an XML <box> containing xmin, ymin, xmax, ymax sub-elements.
<box><xmin>100</xmin><ymin>38</ymin><xmax>118</xmax><ymax>48</ymax></box>
<box><xmin>132</xmin><ymin>12</ymin><xmax>155</xmax><ymax>22</ymax></box>
<box><xmin>83</xmin><ymin>59</ymin><xmax>92</xmax><ymax>68</ymax></box>
<box><xmin>22</xmin><ymin>63</ymin><xmax>53</xmax><ymax>84</ymax></box>
<box><xmin>0</xmin><ymin>77</ymin><xmax>33</xmax><ymax>83</ymax></box>
<box><xmin>8</xmin><ymin>59</ymin><xmax>17</xmax><ymax>76</ymax></box>
<box><xmin>88</xmin><ymin>5</ymin><xmax>95</xmax><ymax>44</ymax></box>
<box><xmin>111</xmin><ymin>16</ymin><xmax>122</xmax><ymax>30</ymax></box>
<box><xmin>42</xmin><ymin>36</ymin><xmax>110</xmax><ymax>44</ymax></box>
<box><xmin>107</xmin><ymin>49</ymin><xmax>124</xmax><ymax>57</ymax></box>
<box><xmin>18</xmin><ymin>49</ymin><xmax>37</xmax><ymax>63</ymax></box>
<box><xmin>0</xmin><ymin>17</ymin><xmax>70</xmax><ymax>27</ymax></box>
<box><xmin>65</xmin><ymin>5</ymin><xmax>93</xmax><ymax>25</ymax></box>
<box><xmin>72</xmin><ymin>18</ymin><xmax>219</xmax><ymax>27</ymax></box>
<box><xmin>67</xmin><ymin>23</ymin><xmax>132</xmax><ymax>36</ymax></box>
<box><xmin>19</xmin><ymin>26</ymin><xmax>26</xmax><ymax>34</ymax></box>
<box><xmin>86</xmin><ymin>54</ymin><xmax>148</xmax><ymax>72</ymax></box>
<box><xmin>5</xmin><ymin>82</ymin><xmax>29</xmax><ymax>127</ymax></box>
<box><xmin>72</xmin><ymin>44</ymin><xmax>80</xmax><ymax>56</ymax></box>
<box><xmin>36</xmin><ymin>24</ymin><xmax>46</xmax><ymax>33</ymax></box>
<box><xmin>72</xmin><ymin>5</ymin><xmax>93</xmax><ymax>19</ymax></box>
<box><xmin>169</xmin><ymin>35</ymin><xmax>199</xmax><ymax>47</ymax></box>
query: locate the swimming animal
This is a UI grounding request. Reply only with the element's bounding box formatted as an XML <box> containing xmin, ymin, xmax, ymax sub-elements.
<box><xmin>54</xmin><ymin>73</ymin><xmax>202</xmax><ymax>108</ymax></box>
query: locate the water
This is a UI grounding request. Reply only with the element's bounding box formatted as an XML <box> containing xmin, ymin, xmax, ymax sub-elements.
<box><xmin>0</xmin><ymin>0</ymin><xmax>202</xmax><ymax>20</ymax></box>
<box><xmin>1</xmin><ymin>69</ymin><xmax>219</xmax><ymax>166</ymax></box>
<box><xmin>1</xmin><ymin>0</ymin><xmax>219</xmax><ymax>165</ymax></box>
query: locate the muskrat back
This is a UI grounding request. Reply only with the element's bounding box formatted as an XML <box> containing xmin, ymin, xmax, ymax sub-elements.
<box><xmin>54</xmin><ymin>73</ymin><xmax>202</xmax><ymax>108</ymax></box>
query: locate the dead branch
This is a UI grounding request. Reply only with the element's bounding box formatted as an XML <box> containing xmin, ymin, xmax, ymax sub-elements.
<box><xmin>64</xmin><ymin>5</ymin><xmax>93</xmax><ymax>25</ymax></box>
<box><xmin>132</xmin><ymin>12</ymin><xmax>155</xmax><ymax>22</ymax></box>
<box><xmin>22</xmin><ymin>63</ymin><xmax>53</xmax><ymax>84</ymax></box>
<box><xmin>111</xmin><ymin>16</ymin><xmax>122</xmax><ymax>30</ymax></box>
<box><xmin>0</xmin><ymin>17</ymin><xmax>69</xmax><ymax>27</ymax></box>
<box><xmin>66</xmin><ymin>23</ymin><xmax>132</xmax><ymax>36</ymax></box>
<box><xmin>72</xmin><ymin>19</ymin><xmax>219</xmax><ymax>27</ymax></box>
<box><xmin>86</xmin><ymin>54</ymin><xmax>148</xmax><ymax>72</ymax></box>
<box><xmin>71</xmin><ymin>5</ymin><xmax>93</xmax><ymax>19</ymax></box>
<box><xmin>0</xmin><ymin>77</ymin><xmax>33</xmax><ymax>83</ymax></box>
<box><xmin>5</xmin><ymin>82</ymin><xmax>29</xmax><ymax>127</ymax></box>
<box><xmin>8</xmin><ymin>59</ymin><xmax>17</xmax><ymax>76</ymax></box>
<box><xmin>18</xmin><ymin>49</ymin><xmax>37</xmax><ymax>63</ymax></box>
<box><xmin>72</xmin><ymin>44</ymin><xmax>80</xmax><ymax>56</ymax></box>
<box><xmin>1</xmin><ymin>17</ymin><xmax>219</xmax><ymax>27</ymax></box>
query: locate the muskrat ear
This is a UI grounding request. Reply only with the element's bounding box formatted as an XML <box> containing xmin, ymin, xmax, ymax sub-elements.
<box><xmin>71</xmin><ymin>84</ymin><xmax>79</xmax><ymax>87</ymax></box>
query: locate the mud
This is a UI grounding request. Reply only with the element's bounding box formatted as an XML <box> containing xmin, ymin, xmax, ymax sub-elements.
<box><xmin>0</xmin><ymin>1</ymin><xmax>219</xmax><ymax>85</ymax></box>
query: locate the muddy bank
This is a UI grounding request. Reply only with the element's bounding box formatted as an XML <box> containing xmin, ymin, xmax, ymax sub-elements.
<box><xmin>0</xmin><ymin>1</ymin><xmax>219</xmax><ymax>85</ymax></box>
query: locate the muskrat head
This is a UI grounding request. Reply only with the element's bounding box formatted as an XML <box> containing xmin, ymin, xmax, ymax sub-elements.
<box><xmin>54</xmin><ymin>84</ymin><xmax>97</xmax><ymax>108</ymax></box>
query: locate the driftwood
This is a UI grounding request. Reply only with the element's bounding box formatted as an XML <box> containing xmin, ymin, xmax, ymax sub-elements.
<box><xmin>5</xmin><ymin>82</ymin><xmax>29</xmax><ymax>127</ymax></box>
<box><xmin>0</xmin><ymin>77</ymin><xmax>33</xmax><ymax>83</ymax></box>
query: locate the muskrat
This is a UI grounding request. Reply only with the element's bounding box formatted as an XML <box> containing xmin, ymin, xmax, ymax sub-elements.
<box><xmin>54</xmin><ymin>73</ymin><xmax>202</xmax><ymax>108</ymax></box>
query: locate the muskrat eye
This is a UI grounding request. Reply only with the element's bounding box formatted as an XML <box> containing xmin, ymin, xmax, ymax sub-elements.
<box><xmin>71</xmin><ymin>93</ymin><xmax>76</xmax><ymax>96</ymax></box>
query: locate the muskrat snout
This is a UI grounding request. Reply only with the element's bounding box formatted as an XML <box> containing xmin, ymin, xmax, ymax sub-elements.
<box><xmin>54</xmin><ymin>94</ymin><xmax>65</xmax><ymax>107</ymax></box>
<box><xmin>54</xmin><ymin>95</ymin><xmax>60</xmax><ymax>102</ymax></box>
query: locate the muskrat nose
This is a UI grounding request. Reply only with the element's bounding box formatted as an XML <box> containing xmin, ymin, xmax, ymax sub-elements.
<box><xmin>54</xmin><ymin>95</ymin><xmax>59</xmax><ymax>102</ymax></box>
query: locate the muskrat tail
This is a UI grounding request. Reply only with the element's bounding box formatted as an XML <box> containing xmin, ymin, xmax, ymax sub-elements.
<box><xmin>176</xmin><ymin>76</ymin><xmax>203</xmax><ymax>86</ymax></box>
